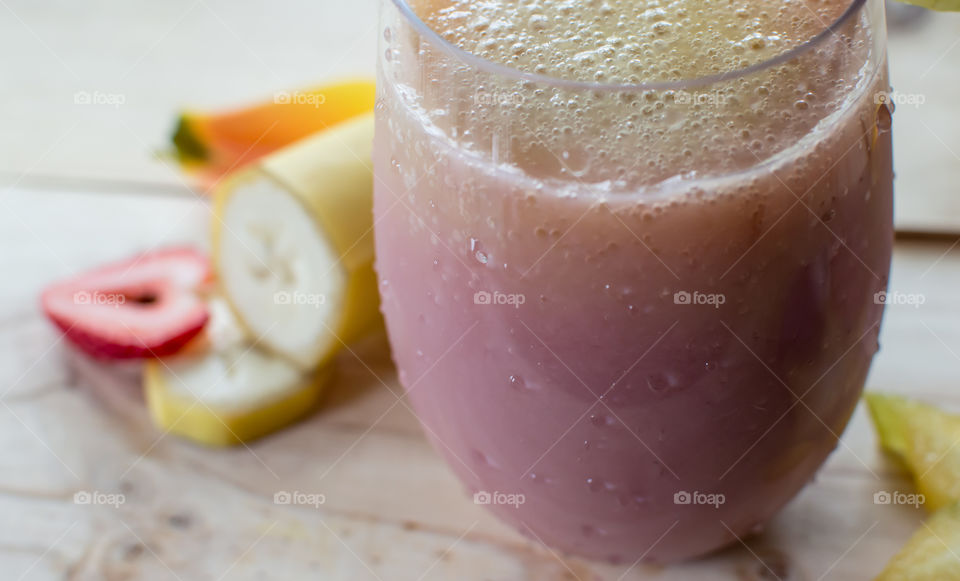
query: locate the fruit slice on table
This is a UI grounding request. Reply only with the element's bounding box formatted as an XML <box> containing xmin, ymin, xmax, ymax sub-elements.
<box><xmin>896</xmin><ymin>0</ymin><xmax>960</xmax><ymax>11</ymax></box>
<box><xmin>41</xmin><ymin>248</ymin><xmax>211</xmax><ymax>359</ymax></box>
<box><xmin>172</xmin><ymin>79</ymin><xmax>376</xmax><ymax>189</ymax></box>
<box><xmin>876</xmin><ymin>502</ymin><xmax>960</xmax><ymax>580</ymax></box>
<box><xmin>212</xmin><ymin>113</ymin><xmax>380</xmax><ymax>370</ymax></box>
<box><xmin>145</xmin><ymin>299</ymin><xmax>333</xmax><ymax>446</ymax></box>
<box><xmin>866</xmin><ymin>393</ymin><xmax>960</xmax><ymax>511</ymax></box>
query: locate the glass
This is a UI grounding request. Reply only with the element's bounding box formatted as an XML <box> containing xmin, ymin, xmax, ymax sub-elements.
<box><xmin>374</xmin><ymin>0</ymin><xmax>893</xmax><ymax>563</ymax></box>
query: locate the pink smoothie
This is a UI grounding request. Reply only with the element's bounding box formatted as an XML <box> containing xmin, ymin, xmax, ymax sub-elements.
<box><xmin>374</xmin><ymin>0</ymin><xmax>893</xmax><ymax>563</ymax></box>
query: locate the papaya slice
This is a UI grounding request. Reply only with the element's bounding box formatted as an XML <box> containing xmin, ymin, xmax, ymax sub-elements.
<box><xmin>171</xmin><ymin>79</ymin><xmax>375</xmax><ymax>189</ymax></box>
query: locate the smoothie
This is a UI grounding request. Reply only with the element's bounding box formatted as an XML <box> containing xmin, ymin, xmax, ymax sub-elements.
<box><xmin>374</xmin><ymin>0</ymin><xmax>893</xmax><ymax>563</ymax></box>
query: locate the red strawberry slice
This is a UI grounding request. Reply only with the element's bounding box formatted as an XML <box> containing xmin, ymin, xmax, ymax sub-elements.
<box><xmin>41</xmin><ymin>248</ymin><xmax>211</xmax><ymax>359</ymax></box>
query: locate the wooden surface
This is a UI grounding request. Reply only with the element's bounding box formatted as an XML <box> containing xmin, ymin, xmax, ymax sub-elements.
<box><xmin>2</xmin><ymin>1</ymin><xmax>960</xmax><ymax>579</ymax></box>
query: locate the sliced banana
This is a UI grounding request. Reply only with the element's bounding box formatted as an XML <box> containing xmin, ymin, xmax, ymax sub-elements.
<box><xmin>145</xmin><ymin>299</ymin><xmax>332</xmax><ymax>447</ymax></box>
<box><xmin>212</xmin><ymin>113</ymin><xmax>379</xmax><ymax>370</ymax></box>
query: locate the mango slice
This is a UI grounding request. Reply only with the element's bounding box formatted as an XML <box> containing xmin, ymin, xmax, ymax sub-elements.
<box><xmin>866</xmin><ymin>393</ymin><xmax>960</xmax><ymax>512</ymax></box>
<box><xmin>171</xmin><ymin>79</ymin><xmax>375</xmax><ymax>189</ymax></box>
<box><xmin>876</xmin><ymin>503</ymin><xmax>960</xmax><ymax>580</ymax></box>
<box><xmin>897</xmin><ymin>0</ymin><xmax>960</xmax><ymax>10</ymax></box>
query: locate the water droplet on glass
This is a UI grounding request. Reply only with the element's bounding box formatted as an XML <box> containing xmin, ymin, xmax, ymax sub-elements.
<box><xmin>877</xmin><ymin>102</ymin><xmax>893</xmax><ymax>132</ymax></box>
<box><xmin>590</xmin><ymin>413</ymin><xmax>616</xmax><ymax>427</ymax></box>
<box><xmin>646</xmin><ymin>372</ymin><xmax>680</xmax><ymax>393</ymax></box>
<box><xmin>470</xmin><ymin>449</ymin><xmax>500</xmax><ymax>469</ymax></box>
<box><xmin>509</xmin><ymin>374</ymin><xmax>536</xmax><ymax>390</ymax></box>
<box><xmin>470</xmin><ymin>237</ymin><xmax>489</xmax><ymax>265</ymax></box>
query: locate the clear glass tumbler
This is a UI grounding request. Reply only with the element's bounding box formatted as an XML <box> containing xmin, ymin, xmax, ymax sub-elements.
<box><xmin>374</xmin><ymin>0</ymin><xmax>893</xmax><ymax>563</ymax></box>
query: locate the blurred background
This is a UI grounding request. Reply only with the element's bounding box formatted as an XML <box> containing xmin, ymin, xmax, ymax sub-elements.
<box><xmin>0</xmin><ymin>0</ymin><xmax>957</xmax><ymax>229</ymax></box>
<box><xmin>0</xmin><ymin>1</ymin><xmax>959</xmax><ymax>579</ymax></box>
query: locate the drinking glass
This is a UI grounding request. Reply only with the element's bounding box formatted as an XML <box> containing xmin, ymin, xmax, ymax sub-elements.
<box><xmin>373</xmin><ymin>0</ymin><xmax>892</xmax><ymax>563</ymax></box>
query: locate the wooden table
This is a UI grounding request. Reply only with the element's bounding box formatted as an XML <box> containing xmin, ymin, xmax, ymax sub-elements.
<box><xmin>2</xmin><ymin>1</ymin><xmax>959</xmax><ymax>579</ymax></box>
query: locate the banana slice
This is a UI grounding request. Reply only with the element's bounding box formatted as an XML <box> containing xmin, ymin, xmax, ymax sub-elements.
<box><xmin>145</xmin><ymin>299</ymin><xmax>332</xmax><ymax>446</ymax></box>
<box><xmin>212</xmin><ymin>113</ymin><xmax>379</xmax><ymax>370</ymax></box>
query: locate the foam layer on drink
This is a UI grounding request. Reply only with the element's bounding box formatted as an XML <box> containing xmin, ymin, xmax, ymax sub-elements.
<box><xmin>419</xmin><ymin>0</ymin><xmax>849</xmax><ymax>84</ymax></box>
<box><xmin>403</xmin><ymin>0</ymin><xmax>876</xmax><ymax>190</ymax></box>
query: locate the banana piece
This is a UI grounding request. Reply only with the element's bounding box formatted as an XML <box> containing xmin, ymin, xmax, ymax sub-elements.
<box><xmin>145</xmin><ymin>299</ymin><xmax>332</xmax><ymax>446</ymax></box>
<box><xmin>212</xmin><ymin>113</ymin><xmax>379</xmax><ymax>370</ymax></box>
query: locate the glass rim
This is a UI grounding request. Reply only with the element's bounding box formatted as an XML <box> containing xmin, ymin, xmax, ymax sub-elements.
<box><xmin>387</xmin><ymin>0</ymin><xmax>871</xmax><ymax>92</ymax></box>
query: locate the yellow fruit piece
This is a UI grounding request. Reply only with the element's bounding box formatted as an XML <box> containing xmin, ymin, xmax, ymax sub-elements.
<box><xmin>144</xmin><ymin>299</ymin><xmax>334</xmax><ymax>447</ymax></box>
<box><xmin>145</xmin><ymin>357</ymin><xmax>332</xmax><ymax>447</ymax></box>
<box><xmin>876</xmin><ymin>503</ymin><xmax>960</xmax><ymax>580</ymax></box>
<box><xmin>212</xmin><ymin>113</ymin><xmax>380</xmax><ymax>369</ymax></box>
<box><xmin>896</xmin><ymin>0</ymin><xmax>960</xmax><ymax>10</ymax></box>
<box><xmin>866</xmin><ymin>393</ymin><xmax>960</xmax><ymax>511</ymax></box>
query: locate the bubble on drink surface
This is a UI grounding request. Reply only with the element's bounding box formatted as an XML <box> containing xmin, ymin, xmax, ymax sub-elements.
<box><xmin>407</xmin><ymin>0</ymin><xmax>870</xmax><ymax>190</ymax></box>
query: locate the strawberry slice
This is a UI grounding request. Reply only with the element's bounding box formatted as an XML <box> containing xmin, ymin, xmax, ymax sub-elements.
<box><xmin>41</xmin><ymin>248</ymin><xmax>211</xmax><ymax>359</ymax></box>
